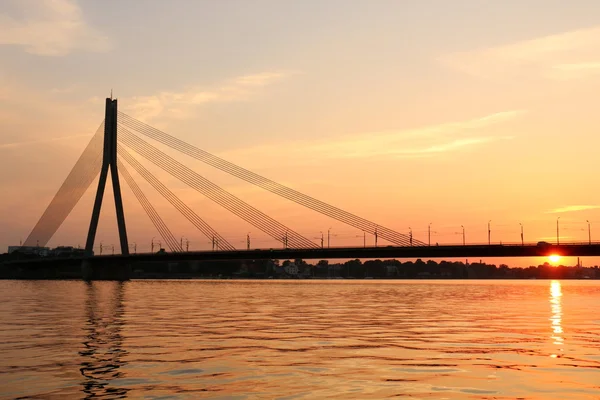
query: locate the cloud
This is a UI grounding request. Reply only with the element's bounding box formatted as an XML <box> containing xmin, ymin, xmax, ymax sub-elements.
<box><xmin>548</xmin><ymin>62</ymin><xmax>600</xmax><ymax>80</ymax></box>
<box><xmin>123</xmin><ymin>71</ymin><xmax>297</xmax><ymax>121</ymax></box>
<box><xmin>546</xmin><ymin>205</ymin><xmax>600</xmax><ymax>214</ymax></box>
<box><xmin>218</xmin><ymin>110</ymin><xmax>521</xmax><ymax>167</ymax></box>
<box><xmin>441</xmin><ymin>26</ymin><xmax>600</xmax><ymax>80</ymax></box>
<box><xmin>0</xmin><ymin>0</ymin><xmax>111</xmax><ymax>56</ymax></box>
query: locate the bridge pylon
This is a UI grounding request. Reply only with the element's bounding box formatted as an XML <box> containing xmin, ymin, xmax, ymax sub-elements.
<box><xmin>84</xmin><ymin>98</ymin><xmax>129</xmax><ymax>256</ymax></box>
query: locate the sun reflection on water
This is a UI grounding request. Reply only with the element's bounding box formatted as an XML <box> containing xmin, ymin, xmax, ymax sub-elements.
<box><xmin>549</xmin><ymin>280</ymin><xmax>563</xmax><ymax>353</ymax></box>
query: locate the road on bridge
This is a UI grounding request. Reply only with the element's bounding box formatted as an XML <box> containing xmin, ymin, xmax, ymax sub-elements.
<box><xmin>91</xmin><ymin>242</ymin><xmax>600</xmax><ymax>263</ymax></box>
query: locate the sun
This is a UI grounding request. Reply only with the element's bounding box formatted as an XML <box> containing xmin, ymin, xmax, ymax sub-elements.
<box><xmin>549</xmin><ymin>255</ymin><xmax>561</xmax><ymax>264</ymax></box>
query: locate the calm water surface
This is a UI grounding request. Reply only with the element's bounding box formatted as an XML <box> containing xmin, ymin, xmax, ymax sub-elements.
<box><xmin>1</xmin><ymin>280</ymin><xmax>599</xmax><ymax>399</ymax></box>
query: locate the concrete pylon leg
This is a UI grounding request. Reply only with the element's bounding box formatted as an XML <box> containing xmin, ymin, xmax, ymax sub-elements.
<box><xmin>83</xmin><ymin>97</ymin><xmax>130</xmax><ymax>280</ymax></box>
<box><xmin>81</xmin><ymin>259</ymin><xmax>93</xmax><ymax>281</ymax></box>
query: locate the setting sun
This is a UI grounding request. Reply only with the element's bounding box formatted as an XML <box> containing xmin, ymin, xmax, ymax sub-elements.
<box><xmin>549</xmin><ymin>255</ymin><xmax>561</xmax><ymax>264</ymax></box>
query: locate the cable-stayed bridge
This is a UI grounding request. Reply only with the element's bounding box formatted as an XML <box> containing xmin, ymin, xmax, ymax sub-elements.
<box><xmin>15</xmin><ymin>98</ymin><xmax>600</xmax><ymax>278</ymax></box>
<box><xmin>24</xmin><ymin>98</ymin><xmax>424</xmax><ymax>254</ymax></box>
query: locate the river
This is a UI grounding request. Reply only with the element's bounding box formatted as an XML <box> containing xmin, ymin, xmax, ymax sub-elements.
<box><xmin>1</xmin><ymin>280</ymin><xmax>599</xmax><ymax>399</ymax></box>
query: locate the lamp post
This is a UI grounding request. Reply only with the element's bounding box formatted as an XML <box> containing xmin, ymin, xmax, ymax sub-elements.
<box><xmin>247</xmin><ymin>233</ymin><xmax>251</xmax><ymax>250</ymax></box>
<box><xmin>461</xmin><ymin>225</ymin><xmax>465</xmax><ymax>246</ymax></box>
<box><xmin>587</xmin><ymin>220</ymin><xmax>591</xmax><ymax>245</ymax></box>
<box><xmin>375</xmin><ymin>226</ymin><xmax>378</xmax><ymax>247</ymax></box>
<box><xmin>151</xmin><ymin>237</ymin><xmax>155</xmax><ymax>253</ymax></box>
<box><xmin>488</xmin><ymin>220</ymin><xmax>491</xmax><ymax>245</ymax></box>
<box><xmin>363</xmin><ymin>231</ymin><xmax>366</xmax><ymax>248</ymax></box>
<box><xmin>519</xmin><ymin>223</ymin><xmax>524</xmax><ymax>246</ymax></box>
<box><xmin>133</xmin><ymin>242</ymin><xmax>137</xmax><ymax>254</ymax></box>
<box><xmin>111</xmin><ymin>245</ymin><xmax>114</xmax><ymax>255</ymax></box>
<box><xmin>100</xmin><ymin>241</ymin><xmax>103</xmax><ymax>255</ymax></box>
<box><xmin>409</xmin><ymin>227</ymin><xmax>413</xmax><ymax>247</ymax></box>
<box><xmin>185</xmin><ymin>239</ymin><xmax>189</xmax><ymax>252</ymax></box>
<box><xmin>328</xmin><ymin>228</ymin><xmax>331</xmax><ymax>248</ymax></box>
<box><xmin>557</xmin><ymin>217</ymin><xmax>561</xmax><ymax>245</ymax></box>
<box><xmin>320</xmin><ymin>231</ymin><xmax>324</xmax><ymax>248</ymax></box>
<box><xmin>428</xmin><ymin>223</ymin><xmax>432</xmax><ymax>246</ymax></box>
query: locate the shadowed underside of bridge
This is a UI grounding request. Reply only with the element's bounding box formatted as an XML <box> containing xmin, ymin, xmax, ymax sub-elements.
<box><xmin>23</xmin><ymin>98</ymin><xmax>424</xmax><ymax>255</ymax></box>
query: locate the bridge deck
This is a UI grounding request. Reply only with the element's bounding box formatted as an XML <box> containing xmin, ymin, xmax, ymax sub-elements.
<box><xmin>5</xmin><ymin>243</ymin><xmax>599</xmax><ymax>266</ymax></box>
<box><xmin>93</xmin><ymin>243</ymin><xmax>600</xmax><ymax>262</ymax></box>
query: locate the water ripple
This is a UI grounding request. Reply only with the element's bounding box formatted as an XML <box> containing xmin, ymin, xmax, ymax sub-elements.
<box><xmin>1</xmin><ymin>280</ymin><xmax>599</xmax><ymax>399</ymax></box>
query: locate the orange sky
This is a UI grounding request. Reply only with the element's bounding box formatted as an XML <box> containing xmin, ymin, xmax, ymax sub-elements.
<box><xmin>1</xmin><ymin>1</ymin><xmax>600</xmax><ymax>267</ymax></box>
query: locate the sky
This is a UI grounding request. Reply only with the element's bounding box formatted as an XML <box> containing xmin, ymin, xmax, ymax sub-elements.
<box><xmin>1</xmin><ymin>0</ymin><xmax>600</xmax><ymax>267</ymax></box>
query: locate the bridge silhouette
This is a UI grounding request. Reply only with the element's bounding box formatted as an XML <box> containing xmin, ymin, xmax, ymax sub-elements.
<box><xmin>18</xmin><ymin>98</ymin><xmax>600</xmax><ymax>277</ymax></box>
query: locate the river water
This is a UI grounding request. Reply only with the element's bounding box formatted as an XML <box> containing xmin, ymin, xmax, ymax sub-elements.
<box><xmin>1</xmin><ymin>280</ymin><xmax>599</xmax><ymax>399</ymax></box>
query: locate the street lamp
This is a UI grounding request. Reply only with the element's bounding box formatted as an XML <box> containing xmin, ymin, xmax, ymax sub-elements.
<box><xmin>133</xmin><ymin>242</ymin><xmax>137</xmax><ymax>254</ymax></box>
<box><xmin>111</xmin><ymin>245</ymin><xmax>115</xmax><ymax>255</ymax></box>
<box><xmin>320</xmin><ymin>231</ymin><xmax>324</xmax><ymax>248</ymax></box>
<box><xmin>328</xmin><ymin>228</ymin><xmax>331</xmax><ymax>248</ymax></box>
<box><xmin>461</xmin><ymin>225</ymin><xmax>465</xmax><ymax>246</ymax></box>
<box><xmin>428</xmin><ymin>223</ymin><xmax>432</xmax><ymax>246</ymax></box>
<box><xmin>519</xmin><ymin>223</ymin><xmax>524</xmax><ymax>246</ymax></box>
<box><xmin>375</xmin><ymin>226</ymin><xmax>378</xmax><ymax>247</ymax></box>
<box><xmin>488</xmin><ymin>220</ymin><xmax>491</xmax><ymax>245</ymax></box>
<box><xmin>100</xmin><ymin>241</ymin><xmax>103</xmax><ymax>255</ymax></box>
<box><xmin>151</xmin><ymin>237</ymin><xmax>155</xmax><ymax>253</ymax></box>
<box><xmin>409</xmin><ymin>227</ymin><xmax>413</xmax><ymax>247</ymax></box>
<box><xmin>363</xmin><ymin>231</ymin><xmax>366</xmax><ymax>248</ymax></box>
<box><xmin>247</xmin><ymin>232</ymin><xmax>251</xmax><ymax>250</ymax></box>
<box><xmin>586</xmin><ymin>220</ymin><xmax>591</xmax><ymax>244</ymax></box>
<box><xmin>557</xmin><ymin>217</ymin><xmax>561</xmax><ymax>245</ymax></box>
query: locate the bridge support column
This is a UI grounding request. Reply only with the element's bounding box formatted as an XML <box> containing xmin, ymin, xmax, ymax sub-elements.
<box><xmin>84</xmin><ymin>97</ymin><xmax>129</xmax><ymax>258</ymax></box>
<box><xmin>190</xmin><ymin>260</ymin><xmax>201</xmax><ymax>273</ymax></box>
<box><xmin>81</xmin><ymin>259</ymin><xmax>131</xmax><ymax>281</ymax></box>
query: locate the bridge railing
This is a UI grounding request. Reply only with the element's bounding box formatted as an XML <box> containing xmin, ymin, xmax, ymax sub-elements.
<box><xmin>91</xmin><ymin>240</ymin><xmax>600</xmax><ymax>257</ymax></box>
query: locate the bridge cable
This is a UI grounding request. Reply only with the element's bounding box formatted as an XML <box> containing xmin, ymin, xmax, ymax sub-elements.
<box><xmin>117</xmin><ymin>128</ymin><xmax>317</xmax><ymax>249</ymax></box>
<box><xmin>118</xmin><ymin>145</ymin><xmax>235</xmax><ymax>251</ymax></box>
<box><xmin>118</xmin><ymin>160</ymin><xmax>182</xmax><ymax>252</ymax></box>
<box><xmin>118</xmin><ymin>130</ymin><xmax>315</xmax><ymax>249</ymax></box>
<box><xmin>24</xmin><ymin>122</ymin><xmax>105</xmax><ymax>247</ymax></box>
<box><xmin>118</xmin><ymin>131</ymin><xmax>316</xmax><ymax>249</ymax></box>
<box><xmin>117</xmin><ymin>112</ymin><xmax>416</xmax><ymax>246</ymax></box>
<box><xmin>118</xmin><ymin>112</ymin><xmax>421</xmax><ymax>246</ymax></box>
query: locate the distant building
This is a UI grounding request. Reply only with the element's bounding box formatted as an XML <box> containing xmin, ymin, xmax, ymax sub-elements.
<box><xmin>386</xmin><ymin>265</ymin><xmax>399</xmax><ymax>277</ymax></box>
<box><xmin>50</xmin><ymin>246</ymin><xmax>85</xmax><ymax>257</ymax></box>
<box><xmin>8</xmin><ymin>246</ymin><xmax>50</xmax><ymax>256</ymax></box>
<box><xmin>7</xmin><ymin>246</ymin><xmax>86</xmax><ymax>257</ymax></box>
<box><xmin>284</xmin><ymin>264</ymin><xmax>299</xmax><ymax>276</ymax></box>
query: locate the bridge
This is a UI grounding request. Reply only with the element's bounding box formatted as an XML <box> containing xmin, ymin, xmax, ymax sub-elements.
<box><xmin>9</xmin><ymin>98</ymin><xmax>596</xmax><ymax>279</ymax></box>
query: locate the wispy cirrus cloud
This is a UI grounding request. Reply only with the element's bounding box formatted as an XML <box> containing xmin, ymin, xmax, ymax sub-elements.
<box><xmin>122</xmin><ymin>71</ymin><xmax>298</xmax><ymax>121</ymax></box>
<box><xmin>441</xmin><ymin>26</ymin><xmax>600</xmax><ymax>80</ymax></box>
<box><xmin>548</xmin><ymin>62</ymin><xmax>600</xmax><ymax>80</ymax></box>
<box><xmin>546</xmin><ymin>205</ymin><xmax>600</xmax><ymax>214</ymax></box>
<box><xmin>0</xmin><ymin>0</ymin><xmax>111</xmax><ymax>56</ymax></box>
<box><xmin>218</xmin><ymin>110</ymin><xmax>522</xmax><ymax>166</ymax></box>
